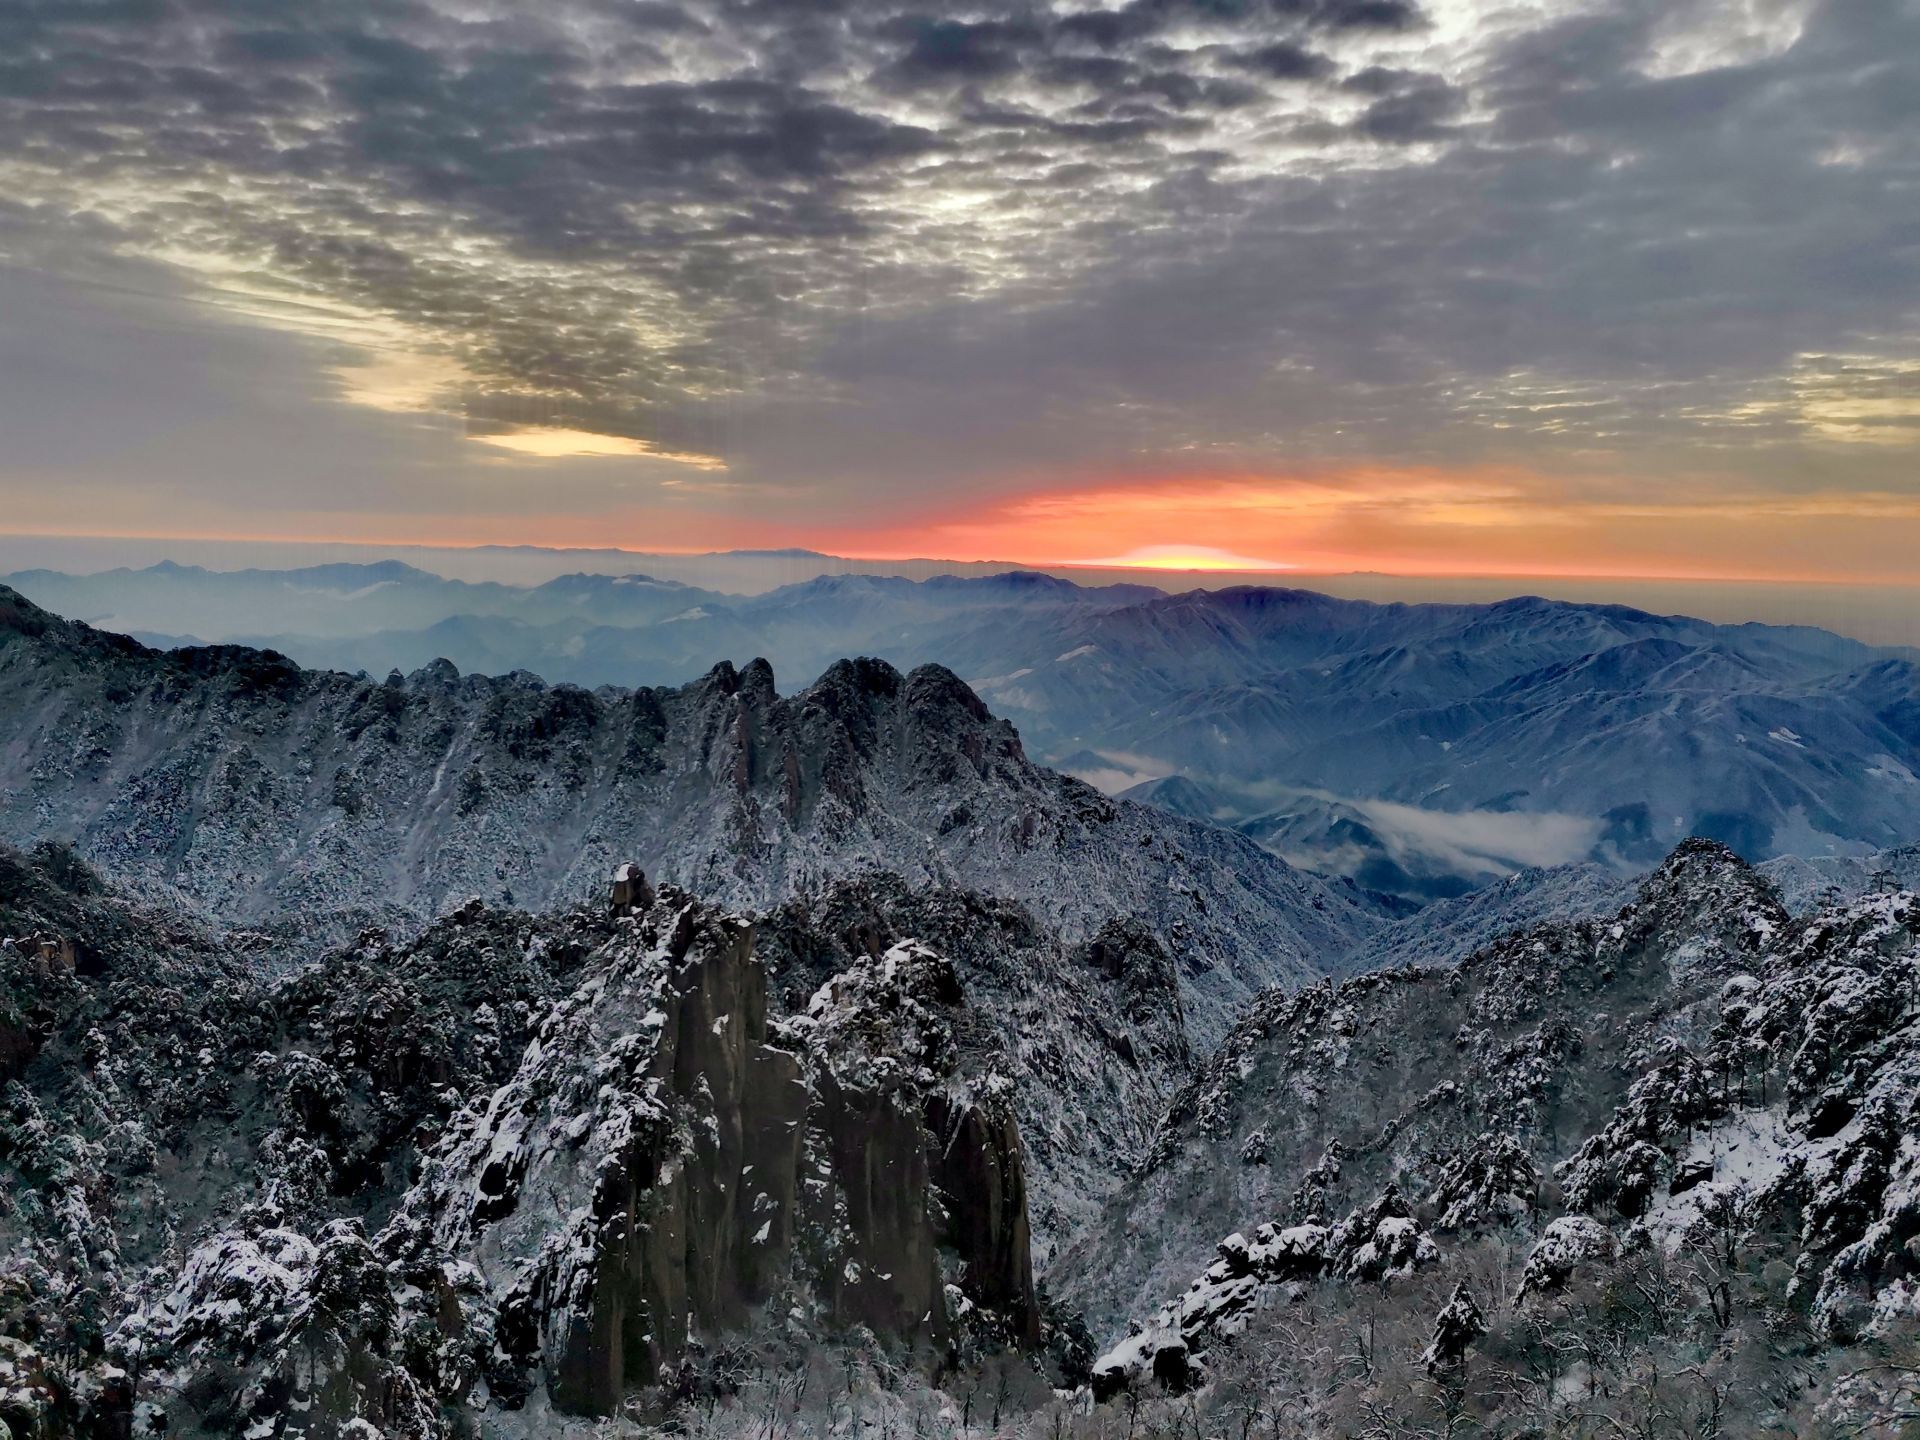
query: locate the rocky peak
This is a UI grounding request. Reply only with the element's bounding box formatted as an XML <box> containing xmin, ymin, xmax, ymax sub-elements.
<box><xmin>751</xmin><ymin>874</ymin><xmax>1194</xmax><ymax>1247</ymax></box>
<box><xmin>389</xmin><ymin>887</ymin><xmax>1039</xmax><ymax>1416</ymax></box>
<box><xmin>812</xmin><ymin>654</ymin><xmax>905</xmax><ymax>702</ymax></box>
<box><xmin>3</xmin><ymin>856</ymin><xmax>1045</xmax><ymax>1434</ymax></box>
<box><xmin>0</xmin><ymin>598</ymin><xmax>1384</xmax><ymax>1053</ymax></box>
<box><xmin>407</xmin><ymin>655</ymin><xmax>463</xmax><ymax>688</ymax></box>
<box><xmin>737</xmin><ymin>655</ymin><xmax>779</xmax><ymax>700</ymax></box>
<box><xmin>903</xmin><ymin>661</ymin><xmax>997</xmax><ymax>726</ymax></box>
<box><xmin>0</xmin><ymin>583</ymin><xmax>143</xmax><ymax>665</ymax></box>
<box><xmin>1071</xmin><ymin>838</ymin><xmax>1920</xmax><ymax>1432</ymax></box>
<box><xmin>0</xmin><ymin>582</ymin><xmax>56</xmax><ymax>639</ymax></box>
<box><xmin>1606</xmin><ymin>836</ymin><xmax>1789</xmax><ymax>971</ymax></box>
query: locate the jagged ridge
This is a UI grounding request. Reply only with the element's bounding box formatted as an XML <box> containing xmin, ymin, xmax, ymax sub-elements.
<box><xmin>1073</xmin><ymin>840</ymin><xmax>1920</xmax><ymax>1434</ymax></box>
<box><xmin>0</xmin><ymin>583</ymin><xmax>1383</xmax><ymax>1046</ymax></box>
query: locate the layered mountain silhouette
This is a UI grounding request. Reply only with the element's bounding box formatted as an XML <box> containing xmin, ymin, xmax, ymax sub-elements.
<box><xmin>11</xmin><ymin>563</ymin><xmax>1915</xmax><ymax>898</ymax></box>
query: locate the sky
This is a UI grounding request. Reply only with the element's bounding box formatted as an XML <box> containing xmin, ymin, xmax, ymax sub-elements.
<box><xmin>0</xmin><ymin>0</ymin><xmax>1916</xmax><ymax>584</ymax></box>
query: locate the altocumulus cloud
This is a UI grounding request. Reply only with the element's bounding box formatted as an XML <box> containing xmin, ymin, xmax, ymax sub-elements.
<box><xmin>0</xmin><ymin>0</ymin><xmax>1915</xmax><ymax>535</ymax></box>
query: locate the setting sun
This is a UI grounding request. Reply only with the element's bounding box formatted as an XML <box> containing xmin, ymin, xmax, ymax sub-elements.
<box><xmin>1071</xmin><ymin>544</ymin><xmax>1296</xmax><ymax>572</ymax></box>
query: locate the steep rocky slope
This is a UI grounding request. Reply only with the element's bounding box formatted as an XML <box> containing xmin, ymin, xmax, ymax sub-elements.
<box><xmin>0</xmin><ymin>584</ymin><xmax>1381</xmax><ymax>1046</ymax></box>
<box><xmin>0</xmin><ymin>846</ymin><xmax>1047</xmax><ymax>1438</ymax></box>
<box><xmin>751</xmin><ymin>875</ymin><xmax>1193</xmax><ymax>1252</ymax></box>
<box><xmin>1334</xmin><ymin>860</ymin><xmax>1636</xmax><ymax>973</ymax></box>
<box><xmin>1069</xmin><ymin>840</ymin><xmax>1920</xmax><ymax>1434</ymax></box>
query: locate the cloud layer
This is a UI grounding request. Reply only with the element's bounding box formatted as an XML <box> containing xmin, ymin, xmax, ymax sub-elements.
<box><xmin>0</xmin><ymin>0</ymin><xmax>1916</xmax><ymax>568</ymax></box>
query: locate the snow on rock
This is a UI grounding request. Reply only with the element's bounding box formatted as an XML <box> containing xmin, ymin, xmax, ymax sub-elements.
<box><xmin>1517</xmin><ymin>1216</ymin><xmax>1618</xmax><ymax>1299</ymax></box>
<box><xmin>1089</xmin><ymin>1185</ymin><xmax>1439</xmax><ymax>1399</ymax></box>
<box><xmin>1079</xmin><ymin>838</ymin><xmax>1920</xmax><ymax>1413</ymax></box>
<box><xmin>0</xmin><ymin>589</ymin><xmax>1383</xmax><ymax>1045</ymax></box>
<box><xmin>751</xmin><ymin>877</ymin><xmax>1195</xmax><ymax>1251</ymax></box>
<box><xmin>391</xmin><ymin>889</ymin><xmax>1039</xmax><ymax>1417</ymax></box>
<box><xmin>0</xmin><ymin>846</ymin><xmax>1043</xmax><ymax>1437</ymax></box>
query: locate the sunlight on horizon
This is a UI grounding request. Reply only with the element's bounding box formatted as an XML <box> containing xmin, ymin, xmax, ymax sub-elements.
<box><xmin>1068</xmin><ymin>544</ymin><xmax>1298</xmax><ymax>572</ymax></box>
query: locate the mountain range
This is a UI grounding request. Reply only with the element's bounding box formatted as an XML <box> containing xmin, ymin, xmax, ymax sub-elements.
<box><xmin>4</xmin><ymin>576</ymin><xmax>1920</xmax><ymax>1436</ymax></box>
<box><xmin>8</xmin><ymin>561</ymin><xmax>1918</xmax><ymax>900</ymax></box>
<box><xmin>0</xmin><ymin>583</ymin><xmax>1377</xmax><ymax>1049</ymax></box>
<box><xmin>1066</xmin><ymin>838</ymin><xmax>1920</xmax><ymax>1435</ymax></box>
<box><xmin>0</xmin><ymin>581</ymin><xmax>1389</xmax><ymax>1275</ymax></box>
<box><xmin>7</xmin><ymin>828</ymin><xmax>1919</xmax><ymax>1437</ymax></box>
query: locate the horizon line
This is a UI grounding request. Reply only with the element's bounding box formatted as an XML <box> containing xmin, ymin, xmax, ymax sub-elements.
<box><xmin>2</xmin><ymin>528</ymin><xmax>1918</xmax><ymax>591</ymax></box>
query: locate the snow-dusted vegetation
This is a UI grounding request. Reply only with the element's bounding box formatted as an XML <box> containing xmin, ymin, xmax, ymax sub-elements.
<box><xmin>1</xmin><ymin>848</ymin><xmax>1055</xmax><ymax>1437</ymax></box>
<box><xmin>0</xmin><ymin>585</ymin><xmax>1376</xmax><ymax>1045</ymax></box>
<box><xmin>1064</xmin><ymin>841</ymin><xmax>1920</xmax><ymax>1436</ymax></box>
<box><xmin>4</xmin><ymin>592</ymin><xmax>1919</xmax><ymax>1438</ymax></box>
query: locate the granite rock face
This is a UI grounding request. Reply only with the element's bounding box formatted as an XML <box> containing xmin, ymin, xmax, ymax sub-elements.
<box><xmin>405</xmin><ymin>898</ymin><xmax>1039</xmax><ymax>1417</ymax></box>
<box><xmin>0</xmin><ymin>850</ymin><xmax>1038</xmax><ymax>1437</ymax></box>
<box><xmin>752</xmin><ymin>877</ymin><xmax>1193</xmax><ymax>1253</ymax></box>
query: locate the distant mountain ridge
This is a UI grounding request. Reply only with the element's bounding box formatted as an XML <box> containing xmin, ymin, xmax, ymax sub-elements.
<box><xmin>8</xmin><ymin>562</ymin><xmax>1918</xmax><ymax>896</ymax></box>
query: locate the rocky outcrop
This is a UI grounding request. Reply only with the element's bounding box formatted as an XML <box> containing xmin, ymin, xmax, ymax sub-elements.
<box><xmin>1063</xmin><ymin>840</ymin><xmax>1792</xmax><ymax>1336</ymax></box>
<box><xmin>398</xmin><ymin>895</ymin><xmax>1042</xmax><ymax>1419</ymax></box>
<box><xmin>793</xmin><ymin>939</ymin><xmax>1039</xmax><ymax>1347</ymax></box>
<box><xmin>1081</xmin><ymin>840</ymin><xmax>1920</xmax><ymax>1428</ymax></box>
<box><xmin>1088</xmin><ymin>1185</ymin><xmax>1439</xmax><ymax>1398</ymax></box>
<box><xmin>402</xmin><ymin>897</ymin><xmax>812</xmax><ymax>1414</ymax></box>
<box><xmin>0</xmin><ymin>847</ymin><xmax>1042</xmax><ymax>1438</ymax></box>
<box><xmin>753</xmin><ymin>876</ymin><xmax>1193</xmax><ymax>1252</ymax></box>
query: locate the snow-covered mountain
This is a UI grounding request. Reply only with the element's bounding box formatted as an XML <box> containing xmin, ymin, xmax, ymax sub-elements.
<box><xmin>10</xmin><ymin>564</ymin><xmax>1915</xmax><ymax>898</ymax></box>
<box><xmin>1758</xmin><ymin>841</ymin><xmax>1920</xmax><ymax>911</ymax></box>
<box><xmin>8</xmin><ymin>570</ymin><xmax>1920</xmax><ymax>1435</ymax></box>
<box><xmin>750</xmin><ymin>874</ymin><xmax>1195</xmax><ymax>1249</ymax></box>
<box><xmin>1333</xmin><ymin>860</ymin><xmax>1637</xmax><ymax>972</ymax></box>
<box><xmin>0</xmin><ymin>846</ymin><xmax>1052</xmax><ymax>1436</ymax></box>
<box><xmin>0</xmin><ymin>584</ymin><xmax>1381</xmax><ymax>1045</ymax></box>
<box><xmin>1062</xmin><ymin>839</ymin><xmax>1920</xmax><ymax>1434</ymax></box>
<box><xmin>9</xmin><ymin>832</ymin><xmax>1920</xmax><ymax>1437</ymax></box>
<box><xmin>0</xmin><ymin>580</ymin><xmax>1379</xmax><ymax>1357</ymax></box>
<box><xmin>1008</xmin><ymin>590</ymin><xmax>1920</xmax><ymax>892</ymax></box>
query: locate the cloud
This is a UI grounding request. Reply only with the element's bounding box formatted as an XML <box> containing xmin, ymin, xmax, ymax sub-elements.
<box><xmin>877</xmin><ymin>16</ymin><xmax>1045</xmax><ymax>86</ymax></box>
<box><xmin>1349</xmin><ymin>73</ymin><xmax>1465</xmax><ymax>141</ymax></box>
<box><xmin>0</xmin><ymin>0</ymin><xmax>1913</xmax><ymax>574</ymax></box>
<box><xmin>1059</xmin><ymin>748</ymin><xmax>1178</xmax><ymax>795</ymax></box>
<box><xmin>1351</xmin><ymin>799</ymin><xmax>1605</xmax><ymax>878</ymax></box>
<box><xmin>1224</xmin><ymin>40</ymin><xmax>1338</xmax><ymax>81</ymax></box>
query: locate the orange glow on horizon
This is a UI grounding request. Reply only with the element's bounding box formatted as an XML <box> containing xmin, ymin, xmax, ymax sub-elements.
<box><xmin>817</xmin><ymin>466</ymin><xmax>1920</xmax><ymax>587</ymax></box>
<box><xmin>5</xmin><ymin>461</ymin><xmax>1920</xmax><ymax>589</ymax></box>
<box><xmin>1067</xmin><ymin>544</ymin><xmax>1297</xmax><ymax>573</ymax></box>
